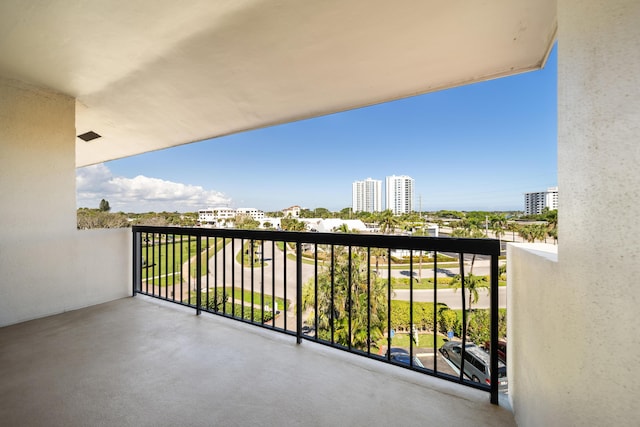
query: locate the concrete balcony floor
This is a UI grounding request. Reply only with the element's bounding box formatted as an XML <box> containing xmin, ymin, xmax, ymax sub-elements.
<box><xmin>0</xmin><ymin>296</ymin><xmax>515</xmax><ymax>427</ymax></box>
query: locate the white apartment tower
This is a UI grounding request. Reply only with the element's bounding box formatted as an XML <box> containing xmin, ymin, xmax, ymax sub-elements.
<box><xmin>386</xmin><ymin>175</ymin><xmax>414</xmax><ymax>215</ymax></box>
<box><xmin>524</xmin><ymin>186</ymin><xmax>558</xmax><ymax>215</ymax></box>
<box><xmin>352</xmin><ymin>178</ymin><xmax>382</xmax><ymax>213</ymax></box>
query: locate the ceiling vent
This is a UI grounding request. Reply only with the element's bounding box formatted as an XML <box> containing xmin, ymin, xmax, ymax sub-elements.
<box><xmin>77</xmin><ymin>131</ymin><xmax>101</xmax><ymax>142</ymax></box>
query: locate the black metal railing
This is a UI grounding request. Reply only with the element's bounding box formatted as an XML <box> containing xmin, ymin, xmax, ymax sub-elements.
<box><xmin>132</xmin><ymin>226</ymin><xmax>502</xmax><ymax>404</ymax></box>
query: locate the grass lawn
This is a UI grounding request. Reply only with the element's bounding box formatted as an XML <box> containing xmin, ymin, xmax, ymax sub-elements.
<box><xmin>141</xmin><ymin>237</ymin><xmax>224</xmax><ymax>286</ymax></box>
<box><xmin>389</xmin><ymin>332</ymin><xmax>447</xmax><ymax>349</ymax></box>
<box><xmin>236</xmin><ymin>240</ymin><xmax>269</xmax><ymax>268</ymax></box>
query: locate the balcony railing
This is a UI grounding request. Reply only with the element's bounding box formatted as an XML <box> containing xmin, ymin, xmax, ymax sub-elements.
<box><xmin>132</xmin><ymin>226</ymin><xmax>502</xmax><ymax>404</ymax></box>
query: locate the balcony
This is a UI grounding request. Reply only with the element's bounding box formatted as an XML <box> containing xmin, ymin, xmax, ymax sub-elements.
<box><xmin>0</xmin><ymin>292</ymin><xmax>515</xmax><ymax>426</ymax></box>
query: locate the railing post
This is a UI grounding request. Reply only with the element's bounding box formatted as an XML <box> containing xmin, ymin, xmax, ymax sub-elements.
<box><xmin>296</xmin><ymin>240</ymin><xmax>303</xmax><ymax>344</ymax></box>
<box><xmin>196</xmin><ymin>235</ymin><xmax>202</xmax><ymax>315</ymax></box>
<box><xmin>490</xmin><ymin>252</ymin><xmax>499</xmax><ymax>404</ymax></box>
<box><xmin>132</xmin><ymin>229</ymin><xmax>141</xmax><ymax>296</ymax></box>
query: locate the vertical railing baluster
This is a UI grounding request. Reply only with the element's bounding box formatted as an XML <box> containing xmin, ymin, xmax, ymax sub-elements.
<box><xmin>172</xmin><ymin>233</ymin><xmax>176</xmax><ymax>301</ymax></box>
<box><xmin>205</xmin><ymin>236</ymin><xmax>209</xmax><ymax>309</ymax></box>
<box><xmin>459</xmin><ymin>252</ymin><xmax>467</xmax><ymax>383</ymax></box>
<box><xmin>271</xmin><ymin>240</ymin><xmax>276</xmax><ymax>328</ymax></box>
<box><xmin>144</xmin><ymin>233</ymin><xmax>149</xmax><ymax>294</ymax></box>
<box><xmin>386</xmin><ymin>247</ymin><xmax>391</xmax><ymax>361</ymax></box>
<box><xmin>409</xmin><ymin>249</ymin><xmax>414</xmax><ymax>367</ymax></box>
<box><xmin>251</xmin><ymin>239</ymin><xmax>255</xmax><ymax>323</ymax></box>
<box><xmin>213</xmin><ymin>237</ymin><xmax>218</xmax><ymax>312</ymax></box>
<box><xmin>188</xmin><ymin>235</ymin><xmax>193</xmax><ymax>305</ymax></box>
<box><xmin>231</xmin><ymin>238</ymin><xmax>235</xmax><ymax>317</ymax></box>
<box><xmin>179</xmin><ymin>233</ymin><xmax>184</xmax><ymax>303</ymax></box>
<box><xmin>196</xmin><ymin>235</ymin><xmax>202</xmax><ymax>315</ymax></box>
<box><xmin>347</xmin><ymin>246</ymin><xmax>352</xmax><ymax>350</ymax></box>
<box><xmin>241</xmin><ymin>238</ymin><xmax>245</xmax><ymax>320</ymax></box>
<box><xmin>296</xmin><ymin>239</ymin><xmax>302</xmax><ymax>344</ymax></box>
<box><xmin>330</xmin><ymin>245</ymin><xmax>335</xmax><ymax>345</ymax></box>
<box><xmin>222</xmin><ymin>237</ymin><xmax>227</xmax><ymax>315</ymax></box>
<box><xmin>314</xmin><ymin>243</ymin><xmax>318</xmax><ymax>341</ymax></box>
<box><xmin>260</xmin><ymin>239</ymin><xmax>265</xmax><ymax>324</ymax></box>
<box><xmin>367</xmin><ymin>246</ymin><xmax>371</xmax><ymax>355</ymax></box>
<box><xmin>433</xmin><ymin>250</ymin><xmax>438</xmax><ymax>373</ymax></box>
<box><xmin>283</xmin><ymin>241</ymin><xmax>287</xmax><ymax>331</ymax></box>
<box><xmin>490</xmin><ymin>252</ymin><xmax>499</xmax><ymax>404</ymax></box>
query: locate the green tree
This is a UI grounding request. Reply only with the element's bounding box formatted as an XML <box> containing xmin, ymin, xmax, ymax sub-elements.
<box><xmin>545</xmin><ymin>209</ymin><xmax>558</xmax><ymax>243</ymax></box>
<box><xmin>438</xmin><ymin>308</ymin><xmax>459</xmax><ymax>336</ymax></box>
<box><xmin>314</xmin><ymin>207</ymin><xmax>332</xmax><ymax>218</ymax></box>
<box><xmin>334</xmin><ymin>223</ymin><xmax>351</xmax><ymax>233</ymax></box>
<box><xmin>506</xmin><ymin>222</ymin><xmax>520</xmax><ymax>241</ymax></box>
<box><xmin>99</xmin><ymin>199</ymin><xmax>111</xmax><ymax>212</ymax></box>
<box><xmin>338</xmin><ymin>207</ymin><xmax>353</xmax><ymax>219</ymax></box>
<box><xmin>77</xmin><ymin>208</ymin><xmax>129</xmax><ymax>229</ymax></box>
<box><xmin>451</xmin><ymin>273</ymin><xmax>489</xmax><ymax>311</ymax></box>
<box><xmin>451</xmin><ymin>272</ymin><xmax>490</xmax><ymax>341</ymax></box>
<box><xmin>302</xmin><ymin>246</ymin><xmax>388</xmax><ymax>349</ymax></box>
<box><xmin>377</xmin><ymin>210</ymin><xmax>399</xmax><ymax>234</ymax></box>
<box><xmin>490</xmin><ymin>214</ymin><xmax>507</xmax><ymax>242</ymax></box>
<box><xmin>467</xmin><ymin>309</ymin><xmax>491</xmax><ymax>345</ymax></box>
<box><xmin>233</xmin><ymin>215</ymin><xmax>260</xmax><ymax>230</ymax></box>
<box><xmin>281</xmin><ymin>218</ymin><xmax>306</xmax><ymax>231</ymax></box>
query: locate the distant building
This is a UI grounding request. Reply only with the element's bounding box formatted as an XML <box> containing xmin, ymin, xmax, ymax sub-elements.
<box><xmin>282</xmin><ymin>205</ymin><xmax>301</xmax><ymax>218</ymax></box>
<box><xmin>199</xmin><ymin>207</ymin><xmax>263</xmax><ymax>225</ymax></box>
<box><xmin>352</xmin><ymin>178</ymin><xmax>382</xmax><ymax>213</ymax></box>
<box><xmin>236</xmin><ymin>208</ymin><xmax>264</xmax><ymax>220</ymax></box>
<box><xmin>524</xmin><ymin>186</ymin><xmax>558</xmax><ymax>215</ymax></box>
<box><xmin>198</xmin><ymin>208</ymin><xmax>236</xmax><ymax>225</ymax></box>
<box><xmin>300</xmin><ymin>218</ymin><xmax>368</xmax><ymax>233</ymax></box>
<box><xmin>386</xmin><ymin>175</ymin><xmax>414</xmax><ymax>215</ymax></box>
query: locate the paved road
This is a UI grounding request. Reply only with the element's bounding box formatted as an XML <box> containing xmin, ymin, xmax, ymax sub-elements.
<box><xmin>393</xmin><ymin>287</ymin><xmax>507</xmax><ymax>309</ymax></box>
<box><xmin>200</xmin><ymin>241</ymin><xmax>506</xmax><ymax>316</ymax></box>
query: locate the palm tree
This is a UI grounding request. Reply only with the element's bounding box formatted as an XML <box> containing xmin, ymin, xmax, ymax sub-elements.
<box><xmin>302</xmin><ymin>247</ymin><xmax>388</xmax><ymax>349</ymax></box>
<box><xmin>370</xmin><ymin>247</ymin><xmax>387</xmax><ymax>274</ymax></box>
<box><xmin>490</xmin><ymin>214</ymin><xmax>507</xmax><ymax>242</ymax></box>
<box><xmin>377</xmin><ymin>210</ymin><xmax>399</xmax><ymax>234</ymax></box>
<box><xmin>506</xmin><ymin>222</ymin><xmax>520</xmax><ymax>242</ymax></box>
<box><xmin>545</xmin><ymin>209</ymin><xmax>558</xmax><ymax>244</ymax></box>
<box><xmin>451</xmin><ymin>272</ymin><xmax>490</xmax><ymax>339</ymax></box>
<box><xmin>451</xmin><ymin>273</ymin><xmax>489</xmax><ymax>311</ymax></box>
<box><xmin>451</xmin><ymin>224</ymin><xmax>484</xmax><ymax>273</ymax></box>
<box><xmin>334</xmin><ymin>223</ymin><xmax>350</xmax><ymax>233</ymax></box>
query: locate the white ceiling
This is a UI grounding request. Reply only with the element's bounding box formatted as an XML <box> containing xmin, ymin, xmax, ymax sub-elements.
<box><xmin>0</xmin><ymin>0</ymin><xmax>557</xmax><ymax>167</ymax></box>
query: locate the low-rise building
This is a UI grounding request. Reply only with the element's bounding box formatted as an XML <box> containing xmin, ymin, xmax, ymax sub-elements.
<box><xmin>236</xmin><ymin>208</ymin><xmax>265</xmax><ymax>220</ymax></box>
<box><xmin>282</xmin><ymin>205</ymin><xmax>301</xmax><ymax>218</ymax></box>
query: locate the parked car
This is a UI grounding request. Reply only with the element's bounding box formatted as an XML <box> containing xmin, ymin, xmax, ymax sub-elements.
<box><xmin>386</xmin><ymin>347</ymin><xmax>425</xmax><ymax>368</ymax></box>
<box><xmin>484</xmin><ymin>340</ymin><xmax>507</xmax><ymax>364</ymax></box>
<box><xmin>439</xmin><ymin>342</ymin><xmax>508</xmax><ymax>391</ymax></box>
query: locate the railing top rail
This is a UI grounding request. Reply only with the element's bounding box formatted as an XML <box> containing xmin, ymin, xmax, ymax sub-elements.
<box><xmin>132</xmin><ymin>225</ymin><xmax>500</xmax><ymax>256</ymax></box>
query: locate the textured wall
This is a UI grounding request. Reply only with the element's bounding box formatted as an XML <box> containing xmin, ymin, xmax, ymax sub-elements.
<box><xmin>510</xmin><ymin>0</ymin><xmax>640</xmax><ymax>425</ymax></box>
<box><xmin>0</xmin><ymin>78</ymin><xmax>130</xmax><ymax>326</ymax></box>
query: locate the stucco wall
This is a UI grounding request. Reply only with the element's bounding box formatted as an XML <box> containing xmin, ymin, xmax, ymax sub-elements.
<box><xmin>0</xmin><ymin>78</ymin><xmax>130</xmax><ymax>326</ymax></box>
<box><xmin>509</xmin><ymin>0</ymin><xmax>640</xmax><ymax>425</ymax></box>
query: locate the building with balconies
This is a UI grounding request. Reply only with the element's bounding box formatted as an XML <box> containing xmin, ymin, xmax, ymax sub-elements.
<box><xmin>524</xmin><ymin>186</ymin><xmax>558</xmax><ymax>215</ymax></box>
<box><xmin>1</xmin><ymin>2</ymin><xmax>638</xmax><ymax>426</ymax></box>
<box><xmin>352</xmin><ymin>178</ymin><xmax>383</xmax><ymax>213</ymax></box>
<box><xmin>386</xmin><ymin>175</ymin><xmax>414</xmax><ymax>215</ymax></box>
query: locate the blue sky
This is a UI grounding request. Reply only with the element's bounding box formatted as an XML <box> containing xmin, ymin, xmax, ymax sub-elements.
<box><xmin>77</xmin><ymin>46</ymin><xmax>557</xmax><ymax>213</ymax></box>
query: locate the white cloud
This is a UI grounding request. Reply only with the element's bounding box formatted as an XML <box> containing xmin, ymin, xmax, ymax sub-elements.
<box><xmin>76</xmin><ymin>164</ymin><xmax>231</xmax><ymax>212</ymax></box>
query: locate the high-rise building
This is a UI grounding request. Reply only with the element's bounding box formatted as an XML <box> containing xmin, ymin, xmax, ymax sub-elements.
<box><xmin>386</xmin><ymin>175</ymin><xmax>414</xmax><ymax>215</ymax></box>
<box><xmin>524</xmin><ymin>186</ymin><xmax>558</xmax><ymax>215</ymax></box>
<box><xmin>352</xmin><ymin>178</ymin><xmax>382</xmax><ymax>213</ymax></box>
